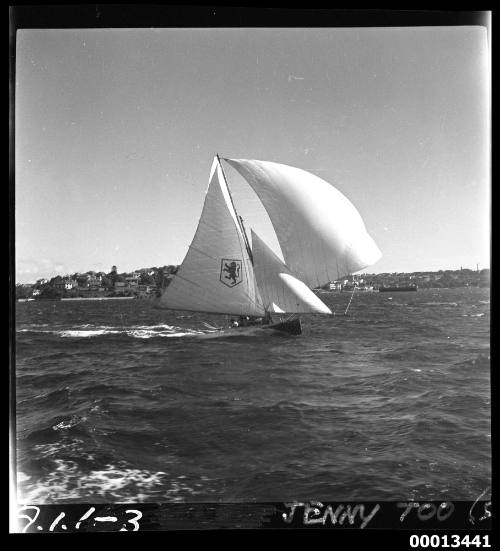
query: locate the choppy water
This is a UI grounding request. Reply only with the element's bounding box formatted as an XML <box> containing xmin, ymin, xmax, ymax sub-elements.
<box><xmin>15</xmin><ymin>288</ymin><xmax>490</xmax><ymax>504</ymax></box>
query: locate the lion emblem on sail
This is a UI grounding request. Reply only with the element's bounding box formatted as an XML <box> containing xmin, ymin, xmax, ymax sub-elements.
<box><xmin>220</xmin><ymin>259</ymin><xmax>243</xmax><ymax>287</ymax></box>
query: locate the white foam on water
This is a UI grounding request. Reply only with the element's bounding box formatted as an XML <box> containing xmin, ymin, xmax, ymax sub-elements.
<box><xmin>17</xmin><ymin>471</ymin><xmax>31</xmax><ymax>483</ymax></box>
<box><xmin>130</xmin><ymin>324</ymin><xmax>176</xmax><ymax>330</ymax></box>
<box><xmin>125</xmin><ymin>329</ymin><xmax>204</xmax><ymax>339</ymax></box>
<box><xmin>18</xmin><ymin>322</ymin><xmax>212</xmax><ymax>338</ymax></box>
<box><xmin>57</xmin><ymin>325</ymin><xmax>207</xmax><ymax>338</ymax></box>
<box><xmin>60</xmin><ymin>330</ymin><xmax>121</xmax><ymax>337</ymax></box>
<box><xmin>32</xmin><ymin>440</ymin><xmax>94</xmax><ymax>461</ymax></box>
<box><xmin>52</xmin><ymin>415</ymin><xmax>87</xmax><ymax>431</ymax></box>
<box><xmin>17</xmin><ymin>459</ymin><xmax>211</xmax><ymax>504</ymax></box>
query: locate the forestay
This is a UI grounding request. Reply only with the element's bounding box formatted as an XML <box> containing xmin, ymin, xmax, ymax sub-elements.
<box><xmin>224</xmin><ymin>158</ymin><xmax>382</xmax><ymax>289</ymax></box>
<box><xmin>251</xmin><ymin>230</ymin><xmax>332</xmax><ymax>315</ymax></box>
<box><xmin>159</xmin><ymin>158</ymin><xmax>265</xmax><ymax>316</ymax></box>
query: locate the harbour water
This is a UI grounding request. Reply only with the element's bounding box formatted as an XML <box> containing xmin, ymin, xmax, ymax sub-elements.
<box><xmin>15</xmin><ymin>287</ymin><xmax>490</xmax><ymax>504</ymax></box>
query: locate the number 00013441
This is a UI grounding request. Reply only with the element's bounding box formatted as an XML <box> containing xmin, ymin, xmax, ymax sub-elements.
<box><xmin>409</xmin><ymin>535</ymin><xmax>490</xmax><ymax>548</ymax></box>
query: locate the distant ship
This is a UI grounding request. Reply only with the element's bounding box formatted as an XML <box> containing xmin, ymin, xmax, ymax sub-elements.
<box><xmin>378</xmin><ymin>284</ymin><xmax>418</xmax><ymax>292</ymax></box>
<box><xmin>341</xmin><ymin>285</ymin><xmax>374</xmax><ymax>292</ymax></box>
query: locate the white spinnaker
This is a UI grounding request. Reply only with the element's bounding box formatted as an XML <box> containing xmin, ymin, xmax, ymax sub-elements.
<box><xmin>159</xmin><ymin>158</ymin><xmax>265</xmax><ymax>316</ymax></box>
<box><xmin>225</xmin><ymin>158</ymin><xmax>382</xmax><ymax>288</ymax></box>
<box><xmin>252</xmin><ymin>230</ymin><xmax>332</xmax><ymax>315</ymax></box>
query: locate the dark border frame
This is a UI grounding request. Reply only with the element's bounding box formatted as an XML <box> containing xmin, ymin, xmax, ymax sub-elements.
<box><xmin>9</xmin><ymin>7</ymin><xmax>492</xmax><ymax>536</ymax></box>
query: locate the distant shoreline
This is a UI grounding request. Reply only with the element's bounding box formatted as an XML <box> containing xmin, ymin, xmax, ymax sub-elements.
<box><xmin>17</xmin><ymin>296</ymin><xmax>138</xmax><ymax>302</ymax></box>
<box><xmin>60</xmin><ymin>296</ymin><xmax>136</xmax><ymax>301</ymax></box>
<box><xmin>15</xmin><ymin>265</ymin><xmax>490</xmax><ymax>303</ymax></box>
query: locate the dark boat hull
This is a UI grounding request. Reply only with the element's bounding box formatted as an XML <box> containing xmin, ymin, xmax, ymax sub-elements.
<box><xmin>194</xmin><ymin>317</ymin><xmax>302</xmax><ymax>339</ymax></box>
<box><xmin>267</xmin><ymin>317</ymin><xmax>302</xmax><ymax>335</ymax></box>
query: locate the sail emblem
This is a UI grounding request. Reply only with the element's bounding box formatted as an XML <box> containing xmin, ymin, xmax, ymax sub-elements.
<box><xmin>220</xmin><ymin>259</ymin><xmax>243</xmax><ymax>287</ymax></box>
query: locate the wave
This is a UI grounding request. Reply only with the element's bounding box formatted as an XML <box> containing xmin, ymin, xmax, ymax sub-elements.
<box><xmin>60</xmin><ymin>329</ymin><xmax>122</xmax><ymax>338</ymax></box>
<box><xmin>17</xmin><ymin>324</ymin><xmax>210</xmax><ymax>339</ymax></box>
<box><xmin>17</xmin><ymin>457</ymin><xmax>213</xmax><ymax>504</ymax></box>
<box><xmin>15</xmin><ymin>287</ymin><xmax>491</xmax><ymax>503</ymax></box>
<box><xmin>52</xmin><ymin>414</ymin><xmax>87</xmax><ymax>431</ymax></box>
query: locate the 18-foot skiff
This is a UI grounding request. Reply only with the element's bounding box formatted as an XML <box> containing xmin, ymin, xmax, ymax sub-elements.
<box><xmin>159</xmin><ymin>155</ymin><xmax>381</xmax><ymax>336</ymax></box>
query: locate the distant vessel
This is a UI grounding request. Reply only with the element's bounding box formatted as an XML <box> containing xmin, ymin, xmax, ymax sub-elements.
<box><xmin>159</xmin><ymin>155</ymin><xmax>382</xmax><ymax>336</ymax></box>
<box><xmin>379</xmin><ymin>285</ymin><xmax>418</xmax><ymax>292</ymax></box>
<box><xmin>341</xmin><ymin>285</ymin><xmax>374</xmax><ymax>292</ymax></box>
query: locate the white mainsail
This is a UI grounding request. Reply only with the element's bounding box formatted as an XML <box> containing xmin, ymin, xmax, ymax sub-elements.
<box><xmin>224</xmin><ymin>158</ymin><xmax>382</xmax><ymax>289</ymax></box>
<box><xmin>159</xmin><ymin>157</ymin><xmax>265</xmax><ymax>316</ymax></box>
<box><xmin>251</xmin><ymin>230</ymin><xmax>332</xmax><ymax>314</ymax></box>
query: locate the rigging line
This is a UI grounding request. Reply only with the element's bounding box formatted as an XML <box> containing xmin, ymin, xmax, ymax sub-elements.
<box><xmin>239</xmin><ymin>250</ymin><xmax>261</xmax><ymax>311</ymax></box>
<box><xmin>239</xmin><ymin>215</ymin><xmax>253</xmax><ymax>264</ymax></box>
<box><xmin>215</xmin><ymin>156</ymin><xmax>256</xmax><ymax>303</ymax></box>
<box><xmin>219</xmin><ymin>165</ymin><xmax>259</xmax><ymax>311</ymax></box>
<box><xmin>239</xmin><ymin>262</ymin><xmax>264</xmax><ymax>312</ymax></box>
<box><xmin>308</xmin><ymin>220</ymin><xmax>320</xmax><ymax>289</ymax></box>
<box><xmin>344</xmin><ymin>284</ymin><xmax>356</xmax><ymax>316</ymax></box>
<box><xmin>217</xmin><ymin>154</ymin><xmax>254</xmax><ymax>264</ymax></box>
<box><xmin>217</xmin><ymin>160</ymin><xmax>262</xmax><ymax>309</ymax></box>
<box><xmin>320</xmin><ymin>237</ymin><xmax>330</xmax><ymax>288</ymax></box>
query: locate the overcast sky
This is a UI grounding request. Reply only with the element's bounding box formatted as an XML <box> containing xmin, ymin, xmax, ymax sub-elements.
<box><xmin>15</xmin><ymin>26</ymin><xmax>490</xmax><ymax>283</ymax></box>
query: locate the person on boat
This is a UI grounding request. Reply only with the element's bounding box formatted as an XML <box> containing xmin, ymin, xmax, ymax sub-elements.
<box><xmin>230</xmin><ymin>318</ymin><xmax>239</xmax><ymax>328</ymax></box>
<box><xmin>262</xmin><ymin>311</ymin><xmax>272</xmax><ymax>325</ymax></box>
<box><xmin>238</xmin><ymin>315</ymin><xmax>251</xmax><ymax>327</ymax></box>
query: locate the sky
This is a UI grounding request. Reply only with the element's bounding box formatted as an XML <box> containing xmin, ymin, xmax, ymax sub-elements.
<box><xmin>15</xmin><ymin>26</ymin><xmax>490</xmax><ymax>283</ymax></box>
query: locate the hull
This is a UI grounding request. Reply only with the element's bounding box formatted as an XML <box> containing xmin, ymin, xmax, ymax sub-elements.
<box><xmin>267</xmin><ymin>317</ymin><xmax>302</xmax><ymax>335</ymax></box>
<box><xmin>194</xmin><ymin>317</ymin><xmax>302</xmax><ymax>339</ymax></box>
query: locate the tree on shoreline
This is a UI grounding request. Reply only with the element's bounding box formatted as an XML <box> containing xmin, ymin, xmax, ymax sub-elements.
<box><xmin>39</xmin><ymin>286</ymin><xmax>63</xmax><ymax>299</ymax></box>
<box><xmin>139</xmin><ymin>272</ymin><xmax>154</xmax><ymax>285</ymax></box>
<box><xmin>108</xmin><ymin>265</ymin><xmax>119</xmax><ymax>285</ymax></box>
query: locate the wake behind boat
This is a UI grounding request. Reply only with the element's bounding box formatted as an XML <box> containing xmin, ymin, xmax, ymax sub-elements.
<box><xmin>158</xmin><ymin>155</ymin><xmax>381</xmax><ymax>335</ymax></box>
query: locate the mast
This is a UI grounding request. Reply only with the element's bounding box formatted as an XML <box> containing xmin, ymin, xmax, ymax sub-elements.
<box><xmin>216</xmin><ymin>154</ymin><xmax>254</xmax><ymax>264</ymax></box>
<box><xmin>238</xmin><ymin>215</ymin><xmax>253</xmax><ymax>264</ymax></box>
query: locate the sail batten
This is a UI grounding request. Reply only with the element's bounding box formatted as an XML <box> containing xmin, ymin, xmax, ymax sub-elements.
<box><xmin>225</xmin><ymin>158</ymin><xmax>382</xmax><ymax>288</ymax></box>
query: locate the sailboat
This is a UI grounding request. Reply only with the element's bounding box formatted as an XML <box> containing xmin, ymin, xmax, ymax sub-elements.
<box><xmin>159</xmin><ymin>155</ymin><xmax>381</xmax><ymax>336</ymax></box>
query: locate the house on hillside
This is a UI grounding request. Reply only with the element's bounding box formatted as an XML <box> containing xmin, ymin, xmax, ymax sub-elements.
<box><xmin>64</xmin><ymin>279</ymin><xmax>78</xmax><ymax>290</ymax></box>
<box><xmin>86</xmin><ymin>271</ymin><xmax>103</xmax><ymax>286</ymax></box>
<box><xmin>125</xmin><ymin>273</ymin><xmax>140</xmax><ymax>287</ymax></box>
